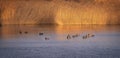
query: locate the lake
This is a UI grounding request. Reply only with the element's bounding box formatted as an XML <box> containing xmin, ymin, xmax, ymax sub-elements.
<box><xmin>0</xmin><ymin>25</ymin><xmax>120</xmax><ymax>58</ymax></box>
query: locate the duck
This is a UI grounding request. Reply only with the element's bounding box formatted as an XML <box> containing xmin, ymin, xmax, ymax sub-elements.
<box><xmin>24</xmin><ymin>31</ymin><xmax>28</xmax><ymax>34</ymax></box>
<box><xmin>67</xmin><ymin>34</ymin><xmax>71</xmax><ymax>40</ymax></box>
<box><xmin>72</xmin><ymin>34</ymin><xmax>79</xmax><ymax>38</ymax></box>
<box><xmin>83</xmin><ymin>34</ymin><xmax>95</xmax><ymax>39</ymax></box>
<box><xmin>87</xmin><ymin>34</ymin><xmax>95</xmax><ymax>37</ymax></box>
<box><xmin>39</xmin><ymin>33</ymin><xmax>44</xmax><ymax>35</ymax></box>
<box><xmin>45</xmin><ymin>37</ymin><xmax>49</xmax><ymax>40</ymax></box>
<box><xmin>19</xmin><ymin>31</ymin><xmax>22</xmax><ymax>34</ymax></box>
<box><xmin>82</xmin><ymin>35</ymin><xmax>88</xmax><ymax>39</ymax></box>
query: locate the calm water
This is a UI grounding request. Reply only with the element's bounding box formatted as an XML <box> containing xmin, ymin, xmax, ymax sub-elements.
<box><xmin>0</xmin><ymin>25</ymin><xmax>120</xmax><ymax>58</ymax></box>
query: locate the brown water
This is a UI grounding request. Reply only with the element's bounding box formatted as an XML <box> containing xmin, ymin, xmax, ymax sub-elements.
<box><xmin>0</xmin><ymin>25</ymin><xmax>120</xmax><ymax>58</ymax></box>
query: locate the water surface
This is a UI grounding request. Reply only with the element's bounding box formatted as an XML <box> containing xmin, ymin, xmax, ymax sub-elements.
<box><xmin>0</xmin><ymin>25</ymin><xmax>120</xmax><ymax>58</ymax></box>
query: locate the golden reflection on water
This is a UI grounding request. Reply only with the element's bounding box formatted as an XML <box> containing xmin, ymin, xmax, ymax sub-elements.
<box><xmin>0</xmin><ymin>25</ymin><xmax>120</xmax><ymax>34</ymax></box>
<box><xmin>0</xmin><ymin>25</ymin><xmax>120</xmax><ymax>40</ymax></box>
<box><xmin>55</xmin><ymin>25</ymin><xmax>120</xmax><ymax>33</ymax></box>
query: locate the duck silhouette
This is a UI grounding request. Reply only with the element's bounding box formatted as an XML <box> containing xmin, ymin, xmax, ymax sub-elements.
<box><xmin>45</xmin><ymin>37</ymin><xmax>49</xmax><ymax>40</ymax></box>
<box><xmin>24</xmin><ymin>31</ymin><xmax>28</xmax><ymax>34</ymax></box>
<box><xmin>67</xmin><ymin>34</ymin><xmax>71</xmax><ymax>39</ymax></box>
<box><xmin>72</xmin><ymin>34</ymin><xmax>79</xmax><ymax>38</ymax></box>
<box><xmin>39</xmin><ymin>33</ymin><xmax>44</xmax><ymax>35</ymax></box>
<box><xmin>19</xmin><ymin>31</ymin><xmax>22</xmax><ymax>34</ymax></box>
<box><xmin>83</xmin><ymin>34</ymin><xmax>95</xmax><ymax>39</ymax></box>
<box><xmin>88</xmin><ymin>34</ymin><xmax>95</xmax><ymax>37</ymax></box>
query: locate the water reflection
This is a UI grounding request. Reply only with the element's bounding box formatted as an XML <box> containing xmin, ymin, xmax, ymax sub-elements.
<box><xmin>0</xmin><ymin>25</ymin><xmax>120</xmax><ymax>41</ymax></box>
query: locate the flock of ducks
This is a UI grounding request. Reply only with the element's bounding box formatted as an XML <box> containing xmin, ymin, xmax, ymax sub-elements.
<box><xmin>19</xmin><ymin>31</ymin><xmax>50</xmax><ymax>40</ymax></box>
<box><xmin>82</xmin><ymin>34</ymin><xmax>95</xmax><ymax>39</ymax></box>
<box><xmin>19</xmin><ymin>31</ymin><xmax>95</xmax><ymax>40</ymax></box>
<box><xmin>67</xmin><ymin>33</ymin><xmax>95</xmax><ymax>40</ymax></box>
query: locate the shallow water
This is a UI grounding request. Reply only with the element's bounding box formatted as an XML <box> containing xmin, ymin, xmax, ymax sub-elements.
<box><xmin>0</xmin><ymin>25</ymin><xmax>120</xmax><ymax>58</ymax></box>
